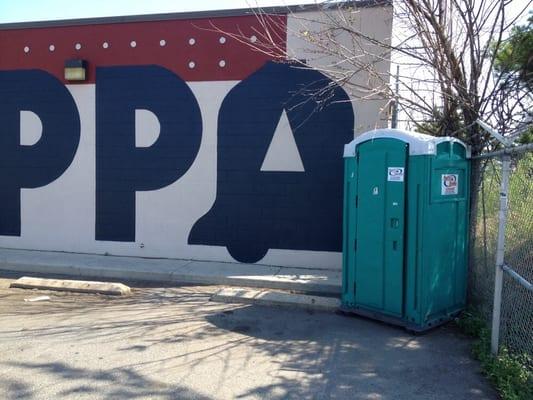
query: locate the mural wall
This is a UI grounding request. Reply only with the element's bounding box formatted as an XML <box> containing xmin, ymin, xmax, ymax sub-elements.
<box><xmin>0</xmin><ymin>6</ymin><xmax>391</xmax><ymax>269</ymax></box>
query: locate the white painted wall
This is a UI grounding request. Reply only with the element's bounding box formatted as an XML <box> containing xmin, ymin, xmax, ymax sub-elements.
<box><xmin>287</xmin><ymin>5</ymin><xmax>393</xmax><ymax>134</ymax></box>
<box><xmin>1</xmin><ymin>81</ymin><xmax>344</xmax><ymax>269</ymax></box>
<box><xmin>0</xmin><ymin>6</ymin><xmax>392</xmax><ymax>270</ymax></box>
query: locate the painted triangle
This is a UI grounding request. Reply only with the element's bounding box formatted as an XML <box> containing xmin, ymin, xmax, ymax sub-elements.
<box><xmin>260</xmin><ymin>109</ymin><xmax>305</xmax><ymax>172</ymax></box>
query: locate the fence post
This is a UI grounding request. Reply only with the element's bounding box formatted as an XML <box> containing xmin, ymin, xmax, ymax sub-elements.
<box><xmin>490</xmin><ymin>154</ymin><xmax>511</xmax><ymax>355</ymax></box>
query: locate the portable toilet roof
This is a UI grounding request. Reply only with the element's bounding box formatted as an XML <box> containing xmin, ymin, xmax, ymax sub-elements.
<box><xmin>343</xmin><ymin>128</ymin><xmax>470</xmax><ymax>158</ymax></box>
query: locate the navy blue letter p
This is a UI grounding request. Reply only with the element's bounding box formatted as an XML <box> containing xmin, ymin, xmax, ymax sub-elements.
<box><xmin>0</xmin><ymin>70</ymin><xmax>80</xmax><ymax>236</ymax></box>
<box><xmin>96</xmin><ymin>66</ymin><xmax>202</xmax><ymax>241</ymax></box>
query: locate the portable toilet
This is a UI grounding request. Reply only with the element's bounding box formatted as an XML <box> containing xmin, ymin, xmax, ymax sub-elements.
<box><xmin>341</xmin><ymin>128</ymin><xmax>470</xmax><ymax>331</ymax></box>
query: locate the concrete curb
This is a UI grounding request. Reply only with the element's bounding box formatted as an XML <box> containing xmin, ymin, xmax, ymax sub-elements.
<box><xmin>10</xmin><ymin>276</ymin><xmax>131</xmax><ymax>295</ymax></box>
<box><xmin>0</xmin><ymin>248</ymin><xmax>341</xmax><ymax>295</ymax></box>
<box><xmin>212</xmin><ymin>287</ymin><xmax>340</xmax><ymax>312</ymax></box>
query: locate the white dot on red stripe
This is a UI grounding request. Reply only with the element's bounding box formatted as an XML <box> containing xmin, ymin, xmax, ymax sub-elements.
<box><xmin>250</xmin><ymin>35</ymin><xmax>257</xmax><ymax>43</ymax></box>
<box><xmin>49</xmin><ymin>44</ymin><xmax>55</xmax><ymax>52</ymax></box>
<box><xmin>130</xmin><ymin>41</ymin><xmax>137</xmax><ymax>48</ymax></box>
<box><xmin>102</xmin><ymin>42</ymin><xmax>109</xmax><ymax>49</ymax></box>
<box><xmin>159</xmin><ymin>40</ymin><xmax>166</xmax><ymax>47</ymax></box>
<box><xmin>188</xmin><ymin>61</ymin><xmax>195</xmax><ymax>69</ymax></box>
<box><xmin>23</xmin><ymin>46</ymin><xmax>30</xmax><ymax>53</ymax></box>
<box><xmin>75</xmin><ymin>43</ymin><xmax>82</xmax><ymax>50</ymax></box>
<box><xmin>219</xmin><ymin>60</ymin><xmax>226</xmax><ymax>68</ymax></box>
<box><xmin>219</xmin><ymin>36</ymin><xmax>226</xmax><ymax>44</ymax></box>
<box><xmin>188</xmin><ymin>38</ymin><xmax>195</xmax><ymax>45</ymax></box>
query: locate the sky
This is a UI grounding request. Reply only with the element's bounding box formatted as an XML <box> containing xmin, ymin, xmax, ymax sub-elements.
<box><xmin>0</xmin><ymin>0</ymin><xmax>321</xmax><ymax>23</ymax></box>
<box><xmin>0</xmin><ymin>0</ymin><xmax>529</xmax><ymax>25</ymax></box>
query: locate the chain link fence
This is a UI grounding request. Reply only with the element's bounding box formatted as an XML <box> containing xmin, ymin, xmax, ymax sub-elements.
<box><xmin>469</xmin><ymin>148</ymin><xmax>532</xmax><ymax>362</ymax></box>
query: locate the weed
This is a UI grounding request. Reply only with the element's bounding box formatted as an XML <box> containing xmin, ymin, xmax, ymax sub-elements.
<box><xmin>456</xmin><ymin>310</ymin><xmax>533</xmax><ymax>400</ymax></box>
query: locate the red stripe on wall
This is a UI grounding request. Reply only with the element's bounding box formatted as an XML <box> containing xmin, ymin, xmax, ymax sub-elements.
<box><xmin>0</xmin><ymin>15</ymin><xmax>287</xmax><ymax>83</ymax></box>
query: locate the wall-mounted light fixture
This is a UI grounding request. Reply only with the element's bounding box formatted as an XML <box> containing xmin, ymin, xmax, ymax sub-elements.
<box><xmin>64</xmin><ymin>59</ymin><xmax>87</xmax><ymax>81</ymax></box>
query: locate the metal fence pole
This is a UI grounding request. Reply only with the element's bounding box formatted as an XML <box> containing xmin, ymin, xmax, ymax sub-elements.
<box><xmin>490</xmin><ymin>154</ymin><xmax>511</xmax><ymax>355</ymax></box>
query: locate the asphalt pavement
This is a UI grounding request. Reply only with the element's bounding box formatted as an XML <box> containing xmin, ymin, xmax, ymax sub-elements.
<box><xmin>0</xmin><ymin>273</ymin><xmax>497</xmax><ymax>400</ymax></box>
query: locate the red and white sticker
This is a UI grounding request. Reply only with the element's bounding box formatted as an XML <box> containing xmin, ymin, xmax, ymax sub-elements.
<box><xmin>441</xmin><ymin>174</ymin><xmax>459</xmax><ymax>195</ymax></box>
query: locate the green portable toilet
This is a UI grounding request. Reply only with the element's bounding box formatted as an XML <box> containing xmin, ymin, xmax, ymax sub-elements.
<box><xmin>341</xmin><ymin>128</ymin><xmax>470</xmax><ymax>331</ymax></box>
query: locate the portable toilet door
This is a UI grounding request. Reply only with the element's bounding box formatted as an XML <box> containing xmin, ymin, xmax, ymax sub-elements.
<box><xmin>343</xmin><ymin>138</ymin><xmax>408</xmax><ymax>318</ymax></box>
<box><xmin>349</xmin><ymin>138</ymin><xmax>407</xmax><ymax>319</ymax></box>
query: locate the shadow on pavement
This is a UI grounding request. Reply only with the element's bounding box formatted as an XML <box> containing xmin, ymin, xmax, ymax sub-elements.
<box><xmin>0</xmin><ymin>276</ymin><xmax>498</xmax><ymax>400</ymax></box>
<box><xmin>0</xmin><ymin>362</ymin><xmax>212</xmax><ymax>400</ymax></box>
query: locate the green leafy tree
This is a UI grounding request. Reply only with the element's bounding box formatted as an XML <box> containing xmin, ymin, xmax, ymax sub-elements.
<box><xmin>495</xmin><ymin>13</ymin><xmax>533</xmax><ymax>91</ymax></box>
<box><xmin>492</xmin><ymin>14</ymin><xmax>532</xmax><ymax>144</ymax></box>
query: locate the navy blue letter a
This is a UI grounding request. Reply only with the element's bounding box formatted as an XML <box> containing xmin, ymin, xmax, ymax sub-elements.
<box><xmin>189</xmin><ymin>62</ymin><xmax>354</xmax><ymax>263</ymax></box>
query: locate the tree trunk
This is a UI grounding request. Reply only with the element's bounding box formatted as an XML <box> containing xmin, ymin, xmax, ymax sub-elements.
<box><xmin>467</xmin><ymin>157</ymin><xmax>483</xmax><ymax>303</ymax></box>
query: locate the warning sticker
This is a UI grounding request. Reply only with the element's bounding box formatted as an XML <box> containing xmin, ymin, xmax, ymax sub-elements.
<box><xmin>387</xmin><ymin>167</ymin><xmax>405</xmax><ymax>182</ymax></box>
<box><xmin>441</xmin><ymin>174</ymin><xmax>459</xmax><ymax>195</ymax></box>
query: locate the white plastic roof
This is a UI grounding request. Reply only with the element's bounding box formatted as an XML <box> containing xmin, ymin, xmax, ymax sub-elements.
<box><xmin>343</xmin><ymin>128</ymin><xmax>470</xmax><ymax>157</ymax></box>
